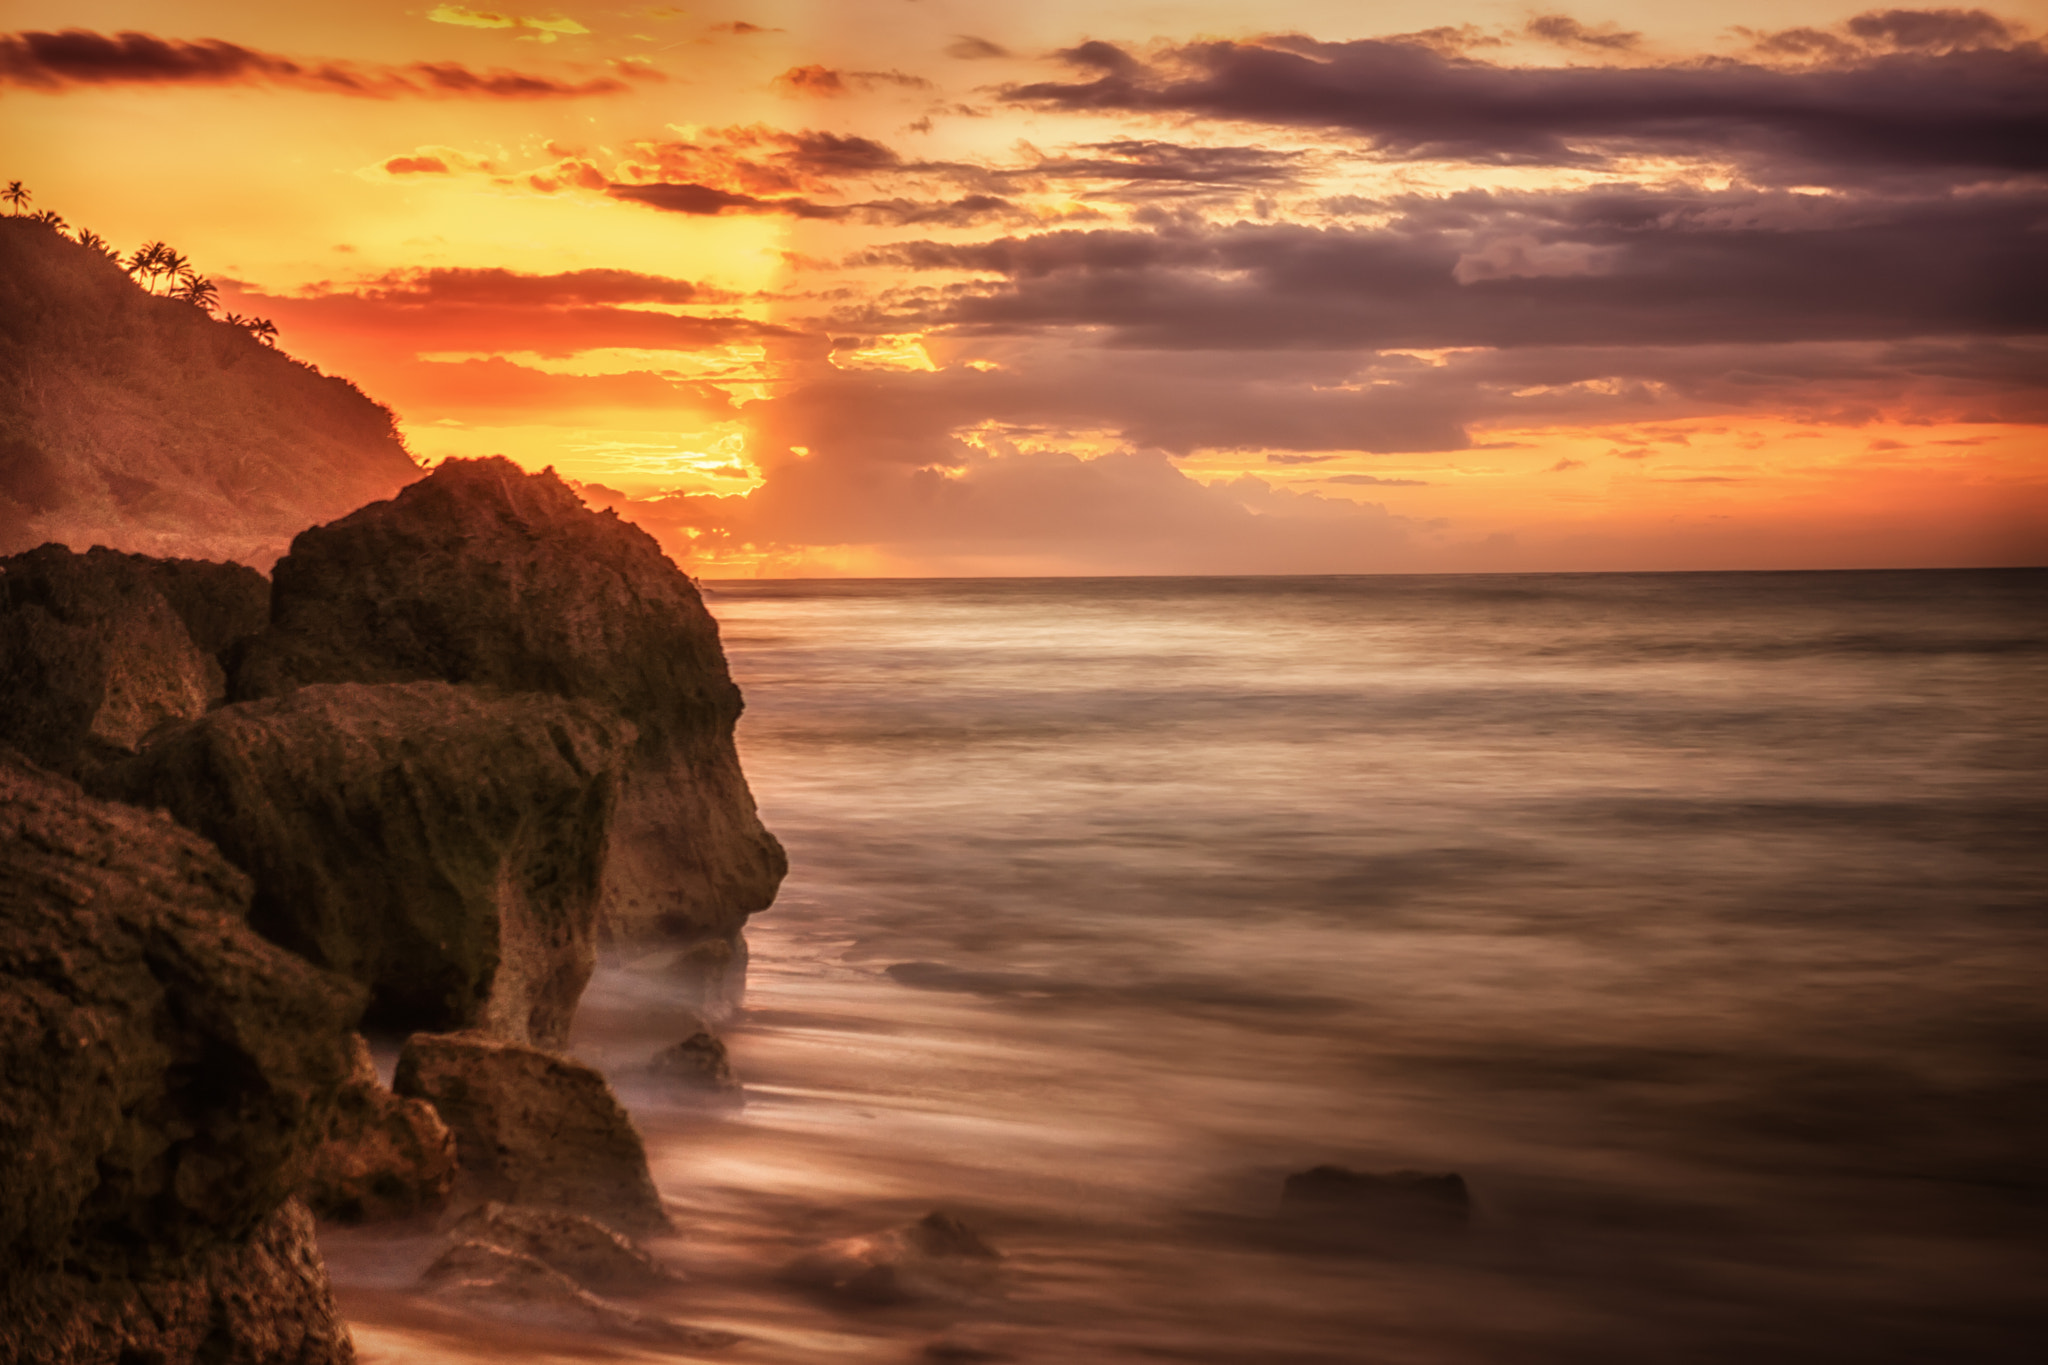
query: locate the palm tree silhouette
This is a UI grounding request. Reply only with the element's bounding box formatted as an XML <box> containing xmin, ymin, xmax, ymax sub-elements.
<box><xmin>73</xmin><ymin>229</ymin><xmax>118</xmax><ymax>260</ymax></box>
<box><xmin>2</xmin><ymin>182</ymin><xmax>28</xmax><ymax>215</ymax></box>
<box><xmin>172</xmin><ymin>271</ymin><xmax>220</xmax><ymax>314</ymax></box>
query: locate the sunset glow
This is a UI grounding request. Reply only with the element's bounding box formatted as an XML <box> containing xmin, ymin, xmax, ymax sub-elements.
<box><xmin>7</xmin><ymin>1</ymin><xmax>2043</xmax><ymax>573</ymax></box>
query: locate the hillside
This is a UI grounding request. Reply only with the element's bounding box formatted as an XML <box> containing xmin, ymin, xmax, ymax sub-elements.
<box><xmin>0</xmin><ymin>217</ymin><xmax>419</xmax><ymax>567</ymax></box>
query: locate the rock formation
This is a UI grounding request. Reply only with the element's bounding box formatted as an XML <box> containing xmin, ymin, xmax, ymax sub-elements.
<box><xmin>783</xmin><ymin>1212</ymin><xmax>1003</xmax><ymax>1307</ymax></box>
<box><xmin>645</xmin><ymin>1021</ymin><xmax>744</xmax><ymax>1105</ymax></box>
<box><xmin>0</xmin><ymin>750</ymin><xmax>361</xmax><ymax>1363</ymax></box>
<box><xmin>97</xmin><ymin>680</ymin><xmax>633</xmax><ymax>1046</ymax></box>
<box><xmin>0</xmin><ymin>215</ymin><xmax>419</xmax><ymax>568</ymax></box>
<box><xmin>0</xmin><ymin>544</ymin><xmax>219</xmax><ymax>775</ymax></box>
<box><xmin>302</xmin><ymin>1035</ymin><xmax>458</xmax><ymax>1225</ymax></box>
<box><xmin>418</xmin><ymin>1240</ymin><xmax>733</xmax><ymax>1348</ymax></box>
<box><xmin>446</xmin><ymin>1202</ymin><xmax>675</xmax><ymax>1292</ymax></box>
<box><xmin>394</xmin><ymin>1031</ymin><xmax>671</xmax><ymax>1235</ymax></box>
<box><xmin>227</xmin><ymin>456</ymin><xmax>785</xmax><ymax>1009</ymax></box>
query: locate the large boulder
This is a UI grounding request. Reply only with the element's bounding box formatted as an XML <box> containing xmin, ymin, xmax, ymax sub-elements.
<box><xmin>227</xmin><ymin>456</ymin><xmax>785</xmax><ymax>983</ymax></box>
<box><xmin>0</xmin><ymin>750</ymin><xmax>361</xmax><ymax>1363</ymax></box>
<box><xmin>0</xmin><ymin>544</ymin><xmax>217</xmax><ymax>773</ymax></box>
<box><xmin>301</xmin><ymin>1035</ymin><xmax>457</xmax><ymax>1225</ymax></box>
<box><xmin>395</xmin><ymin>1031</ymin><xmax>670</xmax><ymax>1235</ymax></box>
<box><xmin>97</xmin><ymin>680</ymin><xmax>632</xmax><ymax>1046</ymax></box>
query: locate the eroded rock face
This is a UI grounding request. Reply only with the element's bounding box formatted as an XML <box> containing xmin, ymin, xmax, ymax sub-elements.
<box><xmin>0</xmin><ymin>751</ymin><xmax>360</xmax><ymax>1363</ymax></box>
<box><xmin>395</xmin><ymin>1031</ymin><xmax>670</xmax><ymax>1235</ymax></box>
<box><xmin>645</xmin><ymin>1027</ymin><xmax>743</xmax><ymax>1105</ymax></box>
<box><xmin>0</xmin><ymin>543</ymin><xmax>216</xmax><ymax>772</ymax></box>
<box><xmin>302</xmin><ymin>1035</ymin><xmax>457</xmax><ymax>1225</ymax></box>
<box><xmin>227</xmin><ymin>456</ymin><xmax>785</xmax><ymax>958</ymax></box>
<box><xmin>98</xmin><ymin>680</ymin><xmax>632</xmax><ymax>1046</ymax></box>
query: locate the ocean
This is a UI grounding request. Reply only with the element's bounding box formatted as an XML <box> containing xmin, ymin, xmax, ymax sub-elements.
<box><xmin>335</xmin><ymin>570</ymin><xmax>2048</xmax><ymax>1363</ymax></box>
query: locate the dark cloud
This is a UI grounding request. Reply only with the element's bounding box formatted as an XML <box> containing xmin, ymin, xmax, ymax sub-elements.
<box><xmin>377</xmin><ymin>357</ymin><xmax>736</xmax><ymax>419</ymax></box>
<box><xmin>854</xmin><ymin>186</ymin><xmax>2048</xmax><ymax>351</ymax></box>
<box><xmin>383</xmin><ymin>154</ymin><xmax>450</xmax><ymax>175</ymax></box>
<box><xmin>947</xmin><ymin>36</ymin><xmax>1011</xmax><ymax>60</ymax></box>
<box><xmin>343</xmin><ymin>266</ymin><xmax>729</xmax><ymax>307</ymax></box>
<box><xmin>1003</xmin><ymin>23</ymin><xmax>2048</xmax><ymax>179</ymax></box>
<box><xmin>607</xmin><ymin>181</ymin><xmax>850</xmax><ymax>218</ymax></box>
<box><xmin>1525</xmin><ymin>16</ymin><xmax>1641</xmax><ymax>51</ymax></box>
<box><xmin>709</xmin><ymin>21</ymin><xmax>777</xmax><ymax>36</ymax></box>
<box><xmin>772</xmin><ymin>64</ymin><xmax>932</xmax><ymax>96</ymax></box>
<box><xmin>0</xmin><ymin>28</ymin><xmax>631</xmax><ymax>98</ymax></box>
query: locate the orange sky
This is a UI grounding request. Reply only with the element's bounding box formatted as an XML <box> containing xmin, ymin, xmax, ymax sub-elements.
<box><xmin>5</xmin><ymin>1</ymin><xmax>2045</xmax><ymax>573</ymax></box>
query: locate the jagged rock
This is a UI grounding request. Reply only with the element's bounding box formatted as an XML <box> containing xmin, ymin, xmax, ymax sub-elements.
<box><xmin>1280</xmin><ymin>1166</ymin><xmax>1471</xmax><ymax>1225</ymax></box>
<box><xmin>447</xmin><ymin>1201</ymin><xmax>675</xmax><ymax>1292</ymax></box>
<box><xmin>0</xmin><ymin>751</ymin><xmax>361</xmax><ymax>1363</ymax></box>
<box><xmin>302</xmin><ymin>1035</ymin><xmax>457</xmax><ymax>1225</ymax></box>
<box><xmin>420</xmin><ymin>1240</ymin><xmax>734</xmax><ymax>1348</ymax></box>
<box><xmin>645</xmin><ymin>1027</ymin><xmax>743</xmax><ymax>1105</ymax></box>
<box><xmin>114</xmin><ymin>550</ymin><xmax>271</xmax><ymax>658</ymax></box>
<box><xmin>0</xmin><ymin>543</ymin><xmax>216</xmax><ymax>773</ymax></box>
<box><xmin>226</xmin><ymin>456</ymin><xmax>785</xmax><ymax>969</ymax></box>
<box><xmin>394</xmin><ymin>1031</ymin><xmax>670</xmax><ymax>1235</ymax></box>
<box><xmin>96</xmin><ymin>680</ymin><xmax>633</xmax><ymax>1046</ymax></box>
<box><xmin>0</xmin><ymin>1199</ymin><xmax>354</xmax><ymax>1365</ymax></box>
<box><xmin>783</xmin><ymin>1212</ymin><xmax>1002</xmax><ymax>1307</ymax></box>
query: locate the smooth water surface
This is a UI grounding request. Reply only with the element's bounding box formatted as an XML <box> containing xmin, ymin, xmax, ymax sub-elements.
<box><xmin>343</xmin><ymin>570</ymin><xmax>2048</xmax><ymax>1364</ymax></box>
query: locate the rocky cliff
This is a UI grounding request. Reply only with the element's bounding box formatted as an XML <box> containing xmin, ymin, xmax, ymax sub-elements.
<box><xmin>231</xmin><ymin>456</ymin><xmax>786</xmax><ymax>989</ymax></box>
<box><xmin>0</xmin><ymin>751</ymin><xmax>361</xmax><ymax>1363</ymax></box>
<box><xmin>0</xmin><ymin>217</ymin><xmax>419</xmax><ymax>568</ymax></box>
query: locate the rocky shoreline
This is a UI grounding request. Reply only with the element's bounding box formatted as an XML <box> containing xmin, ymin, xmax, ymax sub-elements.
<box><xmin>1</xmin><ymin>457</ymin><xmax>785</xmax><ymax>1361</ymax></box>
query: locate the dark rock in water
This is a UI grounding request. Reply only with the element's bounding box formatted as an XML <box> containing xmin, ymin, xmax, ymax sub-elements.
<box><xmin>1281</xmin><ymin>1165</ymin><xmax>1471</xmax><ymax>1223</ymax></box>
<box><xmin>395</xmin><ymin>1030</ymin><xmax>671</xmax><ymax>1235</ymax></box>
<box><xmin>446</xmin><ymin>1201</ymin><xmax>675</xmax><ymax>1292</ymax></box>
<box><xmin>646</xmin><ymin>1027</ymin><xmax>743</xmax><ymax>1104</ymax></box>
<box><xmin>0</xmin><ymin>543</ymin><xmax>216</xmax><ymax>772</ymax></box>
<box><xmin>303</xmin><ymin>1034</ymin><xmax>458</xmax><ymax>1225</ymax></box>
<box><xmin>226</xmin><ymin>456</ymin><xmax>785</xmax><ymax>963</ymax></box>
<box><xmin>0</xmin><ymin>751</ymin><xmax>361</xmax><ymax>1362</ymax></box>
<box><xmin>419</xmin><ymin>1239</ymin><xmax>734</xmax><ymax>1348</ymax></box>
<box><xmin>784</xmin><ymin>1212</ymin><xmax>1002</xmax><ymax>1307</ymax></box>
<box><xmin>98</xmin><ymin>680</ymin><xmax>632</xmax><ymax>1046</ymax></box>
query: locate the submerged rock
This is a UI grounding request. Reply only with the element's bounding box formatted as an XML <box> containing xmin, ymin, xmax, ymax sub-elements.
<box><xmin>302</xmin><ymin>1035</ymin><xmax>458</xmax><ymax>1225</ymax></box>
<box><xmin>1280</xmin><ymin>1165</ymin><xmax>1471</xmax><ymax>1226</ymax></box>
<box><xmin>98</xmin><ymin>680</ymin><xmax>632</xmax><ymax>1046</ymax></box>
<box><xmin>395</xmin><ymin>1030</ymin><xmax>671</xmax><ymax>1235</ymax></box>
<box><xmin>784</xmin><ymin>1212</ymin><xmax>1002</xmax><ymax>1307</ymax></box>
<box><xmin>226</xmin><ymin>456</ymin><xmax>785</xmax><ymax>967</ymax></box>
<box><xmin>0</xmin><ymin>751</ymin><xmax>361</xmax><ymax>1362</ymax></box>
<box><xmin>446</xmin><ymin>1201</ymin><xmax>675</xmax><ymax>1292</ymax></box>
<box><xmin>420</xmin><ymin>1240</ymin><xmax>733</xmax><ymax>1348</ymax></box>
<box><xmin>645</xmin><ymin>1025</ymin><xmax>744</xmax><ymax>1105</ymax></box>
<box><xmin>0</xmin><ymin>543</ymin><xmax>216</xmax><ymax>772</ymax></box>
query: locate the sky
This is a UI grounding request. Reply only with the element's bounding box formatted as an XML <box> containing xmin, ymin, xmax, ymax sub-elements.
<box><xmin>4</xmin><ymin>2</ymin><xmax>2045</xmax><ymax>575</ymax></box>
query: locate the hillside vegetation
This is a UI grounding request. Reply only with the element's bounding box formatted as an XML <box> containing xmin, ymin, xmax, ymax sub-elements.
<box><xmin>0</xmin><ymin>216</ymin><xmax>419</xmax><ymax>567</ymax></box>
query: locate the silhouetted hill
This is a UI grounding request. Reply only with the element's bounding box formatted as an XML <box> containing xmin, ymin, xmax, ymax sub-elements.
<box><xmin>0</xmin><ymin>217</ymin><xmax>420</xmax><ymax>566</ymax></box>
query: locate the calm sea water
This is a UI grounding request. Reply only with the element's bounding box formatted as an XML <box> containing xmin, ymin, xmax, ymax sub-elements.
<box><xmin>338</xmin><ymin>571</ymin><xmax>2048</xmax><ymax>1364</ymax></box>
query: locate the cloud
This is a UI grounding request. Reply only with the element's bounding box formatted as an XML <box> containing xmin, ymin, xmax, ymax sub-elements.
<box><xmin>1546</xmin><ymin>457</ymin><xmax>1587</xmax><ymax>472</ymax></box>
<box><xmin>383</xmin><ymin>154</ymin><xmax>452</xmax><ymax>174</ymax></box>
<box><xmin>426</xmin><ymin>5</ymin><xmax>590</xmax><ymax>43</ymax></box>
<box><xmin>1001</xmin><ymin>24</ymin><xmax>2048</xmax><ymax>179</ymax></box>
<box><xmin>772</xmin><ymin>64</ymin><xmax>932</xmax><ymax>96</ymax></box>
<box><xmin>709</xmin><ymin>21</ymin><xmax>778</xmax><ymax>36</ymax></box>
<box><xmin>376</xmin><ymin>357</ymin><xmax>736</xmax><ymax>419</ymax></box>
<box><xmin>1524</xmin><ymin>16</ymin><xmax>1641</xmax><ymax>52</ymax></box>
<box><xmin>607</xmin><ymin>181</ymin><xmax>849</xmax><ymax>218</ymax></box>
<box><xmin>854</xmin><ymin>186</ymin><xmax>2048</xmax><ymax>352</ymax></box>
<box><xmin>947</xmin><ymin>36</ymin><xmax>1011</xmax><ymax>60</ymax></box>
<box><xmin>0</xmin><ymin>28</ymin><xmax>630</xmax><ymax>97</ymax></box>
<box><xmin>1320</xmin><ymin>473</ymin><xmax>1430</xmax><ymax>485</ymax></box>
<box><xmin>340</xmin><ymin>266</ymin><xmax>730</xmax><ymax>307</ymax></box>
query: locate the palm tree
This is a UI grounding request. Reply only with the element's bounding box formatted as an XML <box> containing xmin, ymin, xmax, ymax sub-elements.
<box><xmin>2</xmin><ymin>182</ymin><xmax>28</xmax><ymax>215</ymax></box>
<box><xmin>73</xmin><ymin>228</ymin><xmax>118</xmax><ymax>260</ymax></box>
<box><xmin>172</xmin><ymin>271</ymin><xmax>220</xmax><ymax>314</ymax></box>
<box><xmin>251</xmin><ymin>318</ymin><xmax>280</xmax><ymax>347</ymax></box>
<box><xmin>126</xmin><ymin>241</ymin><xmax>171</xmax><ymax>290</ymax></box>
<box><xmin>29</xmin><ymin>210</ymin><xmax>66</xmax><ymax>232</ymax></box>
